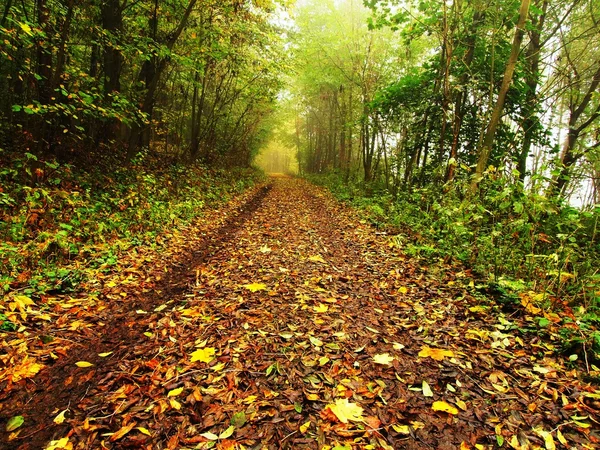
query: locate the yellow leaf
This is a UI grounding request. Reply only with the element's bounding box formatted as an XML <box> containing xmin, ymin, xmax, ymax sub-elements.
<box><xmin>300</xmin><ymin>421</ymin><xmax>311</xmax><ymax>433</ymax></box>
<box><xmin>45</xmin><ymin>437</ymin><xmax>72</xmax><ymax>450</ymax></box>
<box><xmin>53</xmin><ymin>409</ymin><xmax>68</xmax><ymax>425</ymax></box>
<box><xmin>137</xmin><ymin>427</ymin><xmax>151</xmax><ymax>436</ymax></box>
<box><xmin>18</xmin><ymin>22</ymin><xmax>33</xmax><ymax>36</ymax></box>
<box><xmin>418</xmin><ymin>346</ymin><xmax>454</xmax><ymax>361</ymax></box>
<box><xmin>533</xmin><ymin>428</ymin><xmax>556</xmax><ymax>450</ymax></box>
<box><xmin>259</xmin><ymin>245</ymin><xmax>271</xmax><ymax>253</ymax></box>
<box><xmin>11</xmin><ymin>360</ymin><xmax>44</xmax><ymax>382</ymax></box>
<box><xmin>169</xmin><ymin>398</ymin><xmax>181</xmax><ymax>410</ymax></box>
<box><xmin>98</xmin><ymin>352</ymin><xmax>113</xmax><ymax>357</ymax></box>
<box><xmin>556</xmin><ymin>429</ymin><xmax>567</xmax><ymax>445</ymax></box>
<box><xmin>75</xmin><ymin>361</ymin><xmax>94</xmax><ymax>368</ymax></box>
<box><xmin>398</xmin><ymin>287</ymin><xmax>408</xmax><ymax>294</ymax></box>
<box><xmin>392</xmin><ymin>424</ymin><xmax>410</xmax><ymax>434</ymax></box>
<box><xmin>432</xmin><ymin>401</ymin><xmax>458</xmax><ymax>415</ymax></box>
<box><xmin>373</xmin><ymin>353</ymin><xmax>394</xmax><ymax>365</ymax></box>
<box><xmin>306</xmin><ymin>393</ymin><xmax>319</xmax><ymax>401</ymax></box>
<box><xmin>212</xmin><ymin>362</ymin><xmax>226</xmax><ymax>371</ymax></box>
<box><xmin>325</xmin><ymin>398</ymin><xmax>364</xmax><ymax>423</ymax></box>
<box><xmin>243</xmin><ymin>283</ymin><xmax>267</xmax><ymax>292</ymax></box>
<box><xmin>190</xmin><ymin>347</ymin><xmax>216</xmax><ymax>363</ymax></box>
<box><xmin>308</xmin><ymin>255</ymin><xmax>326</xmax><ymax>263</ymax></box>
<box><xmin>313</xmin><ymin>304</ymin><xmax>328</xmax><ymax>313</ymax></box>
<box><xmin>460</xmin><ymin>442</ymin><xmax>470</xmax><ymax>450</ymax></box>
<box><xmin>167</xmin><ymin>387</ymin><xmax>183</xmax><ymax>397</ymax></box>
<box><xmin>219</xmin><ymin>425</ymin><xmax>235</xmax><ymax>439</ymax></box>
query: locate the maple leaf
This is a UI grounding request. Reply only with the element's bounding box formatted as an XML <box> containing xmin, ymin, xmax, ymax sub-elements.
<box><xmin>432</xmin><ymin>401</ymin><xmax>459</xmax><ymax>415</ymax></box>
<box><xmin>243</xmin><ymin>282</ymin><xmax>267</xmax><ymax>292</ymax></box>
<box><xmin>324</xmin><ymin>398</ymin><xmax>364</xmax><ymax>423</ymax></box>
<box><xmin>418</xmin><ymin>346</ymin><xmax>454</xmax><ymax>361</ymax></box>
<box><xmin>373</xmin><ymin>353</ymin><xmax>394</xmax><ymax>365</ymax></box>
<box><xmin>190</xmin><ymin>347</ymin><xmax>216</xmax><ymax>363</ymax></box>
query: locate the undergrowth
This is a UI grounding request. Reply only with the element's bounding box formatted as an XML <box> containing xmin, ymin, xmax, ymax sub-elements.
<box><xmin>308</xmin><ymin>171</ymin><xmax>600</xmax><ymax>364</ymax></box>
<box><xmin>0</xmin><ymin>149</ymin><xmax>264</xmax><ymax>298</ymax></box>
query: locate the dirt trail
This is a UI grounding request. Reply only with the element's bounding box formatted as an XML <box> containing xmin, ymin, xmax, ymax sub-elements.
<box><xmin>1</xmin><ymin>177</ymin><xmax>598</xmax><ymax>449</ymax></box>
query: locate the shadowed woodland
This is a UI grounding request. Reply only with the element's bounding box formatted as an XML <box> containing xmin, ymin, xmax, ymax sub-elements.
<box><xmin>1</xmin><ymin>0</ymin><xmax>600</xmax><ymax>449</ymax></box>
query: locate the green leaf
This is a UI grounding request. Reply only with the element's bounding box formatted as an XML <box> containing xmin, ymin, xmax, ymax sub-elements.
<box><xmin>6</xmin><ymin>416</ymin><xmax>24</xmax><ymax>432</ymax></box>
<box><xmin>231</xmin><ymin>411</ymin><xmax>246</xmax><ymax>427</ymax></box>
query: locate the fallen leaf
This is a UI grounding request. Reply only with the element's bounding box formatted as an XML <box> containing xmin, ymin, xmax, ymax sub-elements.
<box><xmin>219</xmin><ymin>425</ymin><xmax>235</xmax><ymax>439</ymax></box>
<box><xmin>392</xmin><ymin>424</ymin><xmax>410</xmax><ymax>434</ymax></box>
<box><xmin>300</xmin><ymin>421</ymin><xmax>311</xmax><ymax>433</ymax></box>
<box><xmin>45</xmin><ymin>437</ymin><xmax>72</xmax><ymax>450</ymax></box>
<box><xmin>11</xmin><ymin>360</ymin><xmax>43</xmax><ymax>382</ymax></box>
<box><xmin>313</xmin><ymin>303</ymin><xmax>328</xmax><ymax>313</ymax></box>
<box><xmin>200</xmin><ymin>431</ymin><xmax>219</xmax><ymax>441</ymax></box>
<box><xmin>422</xmin><ymin>380</ymin><xmax>433</xmax><ymax>397</ymax></box>
<box><xmin>109</xmin><ymin>422</ymin><xmax>136</xmax><ymax>441</ymax></box>
<box><xmin>167</xmin><ymin>387</ymin><xmax>183</xmax><ymax>397</ymax></box>
<box><xmin>75</xmin><ymin>361</ymin><xmax>94</xmax><ymax>368</ymax></box>
<box><xmin>243</xmin><ymin>282</ymin><xmax>267</xmax><ymax>292</ymax></box>
<box><xmin>6</xmin><ymin>416</ymin><xmax>24</xmax><ymax>432</ymax></box>
<box><xmin>432</xmin><ymin>401</ymin><xmax>459</xmax><ymax>415</ymax></box>
<box><xmin>308</xmin><ymin>255</ymin><xmax>326</xmax><ymax>263</ymax></box>
<box><xmin>324</xmin><ymin>398</ymin><xmax>364</xmax><ymax>423</ymax></box>
<box><xmin>373</xmin><ymin>353</ymin><xmax>394</xmax><ymax>365</ymax></box>
<box><xmin>190</xmin><ymin>347</ymin><xmax>216</xmax><ymax>363</ymax></box>
<box><xmin>53</xmin><ymin>409</ymin><xmax>68</xmax><ymax>425</ymax></box>
<box><xmin>98</xmin><ymin>352</ymin><xmax>113</xmax><ymax>357</ymax></box>
<box><xmin>418</xmin><ymin>346</ymin><xmax>454</xmax><ymax>361</ymax></box>
<box><xmin>231</xmin><ymin>411</ymin><xmax>246</xmax><ymax>427</ymax></box>
<box><xmin>137</xmin><ymin>427</ymin><xmax>151</xmax><ymax>436</ymax></box>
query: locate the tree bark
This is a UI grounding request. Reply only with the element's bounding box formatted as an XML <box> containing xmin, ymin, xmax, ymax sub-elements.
<box><xmin>471</xmin><ymin>0</ymin><xmax>531</xmax><ymax>192</ymax></box>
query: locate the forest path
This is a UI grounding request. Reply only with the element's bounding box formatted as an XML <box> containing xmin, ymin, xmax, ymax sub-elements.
<box><xmin>2</xmin><ymin>177</ymin><xmax>598</xmax><ymax>450</ymax></box>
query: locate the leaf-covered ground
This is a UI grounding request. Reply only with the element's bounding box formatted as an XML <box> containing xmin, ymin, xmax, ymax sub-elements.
<box><xmin>1</xmin><ymin>177</ymin><xmax>599</xmax><ymax>450</ymax></box>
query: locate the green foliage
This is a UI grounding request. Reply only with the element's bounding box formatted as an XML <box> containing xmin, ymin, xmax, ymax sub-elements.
<box><xmin>0</xmin><ymin>149</ymin><xmax>264</xmax><ymax>296</ymax></box>
<box><xmin>310</xmin><ymin>169</ymin><xmax>600</xmax><ymax>360</ymax></box>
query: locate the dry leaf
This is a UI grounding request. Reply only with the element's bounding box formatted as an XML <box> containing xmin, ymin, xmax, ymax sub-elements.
<box><xmin>422</xmin><ymin>380</ymin><xmax>433</xmax><ymax>397</ymax></box>
<box><xmin>167</xmin><ymin>387</ymin><xmax>183</xmax><ymax>397</ymax></box>
<box><xmin>418</xmin><ymin>346</ymin><xmax>454</xmax><ymax>361</ymax></box>
<box><xmin>75</xmin><ymin>361</ymin><xmax>94</xmax><ymax>368</ymax></box>
<box><xmin>243</xmin><ymin>283</ymin><xmax>267</xmax><ymax>292</ymax></box>
<box><xmin>373</xmin><ymin>353</ymin><xmax>394</xmax><ymax>365</ymax></box>
<box><xmin>190</xmin><ymin>347</ymin><xmax>216</xmax><ymax>363</ymax></box>
<box><xmin>53</xmin><ymin>409</ymin><xmax>68</xmax><ymax>425</ymax></box>
<box><xmin>432</xmin><ymin>401</ymin><xmax>458</xmax><ymax>415</ymax></box>
<box><xmin>324</xmin><ymin>398</ymin><xmax>364</xmax><ymax>423</ymax></box>
<box><xmin>313</xmin><ymin>303</ymin><xmax>328</xmax><ymax>313</ymax></box>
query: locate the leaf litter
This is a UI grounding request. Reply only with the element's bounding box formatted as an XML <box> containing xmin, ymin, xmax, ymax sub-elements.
<box><xmin>0</xmin><ymin>177</ymin><xmax>599</xmax><ymax>449</ymax></box>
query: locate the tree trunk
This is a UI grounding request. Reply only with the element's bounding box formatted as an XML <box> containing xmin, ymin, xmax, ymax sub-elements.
<box><xmin>471</xmin><ymin>0</ymin><xmax>531</xmax><ymax>192</ymax></box>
